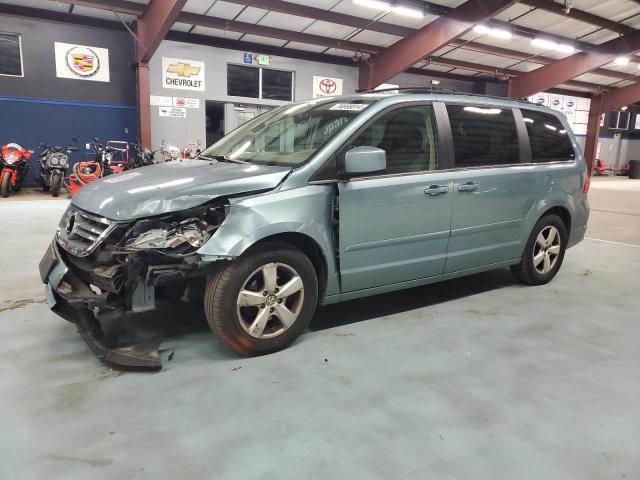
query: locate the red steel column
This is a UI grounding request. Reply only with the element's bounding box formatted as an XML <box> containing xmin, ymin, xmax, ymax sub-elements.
<box><xmin>584</xmin><ymin>95</ymin><xmax>603</xmax><ymax>178</ymax></box>
<box><xmin>136</xmin><ymin>62</ymin><xmax>152</xmax><ymax>148</ymax></box>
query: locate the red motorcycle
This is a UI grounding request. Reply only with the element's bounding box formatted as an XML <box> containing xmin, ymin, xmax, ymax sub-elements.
<box><xmin>1</xmin><ymin>143</ymin><xmax>32</xmax><ymax>198</ymax></box>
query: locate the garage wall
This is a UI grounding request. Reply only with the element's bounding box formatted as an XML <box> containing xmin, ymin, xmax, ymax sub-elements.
<box><xmin>148</xmin><ymin>40</ymin><xmax>360</xmax><ymax>149</ymax></box>
<box><xmin>0</xmin><ymin>16</ymin><xmax>138</xmax><ymax>186</ymax></box>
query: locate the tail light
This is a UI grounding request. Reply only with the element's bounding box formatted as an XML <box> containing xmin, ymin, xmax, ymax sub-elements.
<box><xmin>583</xmin><ymin>173</ymin><xmax>591</xmax><ymax>193</ymax></box>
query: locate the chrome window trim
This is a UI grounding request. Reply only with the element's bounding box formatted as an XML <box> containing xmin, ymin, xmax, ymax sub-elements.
<box><xmin>308</xmin><ymin>158</ymin><xmax>577</xmax><ymax>184</ymax></box>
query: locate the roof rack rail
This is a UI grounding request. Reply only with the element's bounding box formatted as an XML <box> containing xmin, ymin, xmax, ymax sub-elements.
<box><xmin>357</xmin><ymin>86</ymin><xmax>457</xmax><ymax>94</ymax></box>
<box><xmin>358</xmin><ymin>86</ymin><xmax>538</xmax><ymax>105</ymax></box>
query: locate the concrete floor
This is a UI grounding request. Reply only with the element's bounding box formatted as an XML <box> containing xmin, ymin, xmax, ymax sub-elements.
<box><xmin>1</xmin><ymin>181</ymin><xmax>640</xmax><ymax>479</ymax></box>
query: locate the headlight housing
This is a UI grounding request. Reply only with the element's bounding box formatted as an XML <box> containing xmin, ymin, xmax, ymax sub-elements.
<box><xmin>122</xmin><ymin>203</ymin><xmax>227</xmax><ymax>254</ymax></box>
<box><xmin>50</xmin><ymin>156</ymin><xmax>59</xmax><ymax>166</ymax></box>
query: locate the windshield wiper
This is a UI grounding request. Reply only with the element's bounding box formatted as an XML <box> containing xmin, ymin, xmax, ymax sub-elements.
<box><xmin>199</xmin><ymin>154</ymin><xmax>248</xmax><ymax>164</ymax></box>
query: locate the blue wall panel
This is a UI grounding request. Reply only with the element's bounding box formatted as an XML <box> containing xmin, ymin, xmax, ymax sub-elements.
<box><xmin>0</xmin><ymin>97</ymin><xmax>138</xmax><ymax>186</ymax></box>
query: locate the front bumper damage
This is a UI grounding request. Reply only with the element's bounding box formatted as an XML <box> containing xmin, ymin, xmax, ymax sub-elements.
<box><xmin>39</xmin><ymin>239</ymin><xmax>218</xmax><ymax>370</ymax></box>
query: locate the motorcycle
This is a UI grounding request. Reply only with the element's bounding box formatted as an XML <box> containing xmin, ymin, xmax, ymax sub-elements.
<box><xmin>1</xmin><ymin>143</ymin><xmax>33</xmax><ymax>198</ymax></box>
<box><xmin>131</xmin><ymin>143</ymin><xmax>162</xmax><ymax>168</ymax></box>
<box><xmin>69</xmin><ymin>138</ymin><xmax>126</xmax><ymax>196</ymax></box>
<box><xmin>38</xmin><ymin>138</ymin><xmax>79</xmax><ymax>197</ymax></box>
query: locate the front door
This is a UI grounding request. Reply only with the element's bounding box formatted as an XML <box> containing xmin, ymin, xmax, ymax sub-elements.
<box><xmin>338</xmin><ymin>104</ymin><xmax>453</xmax><ymax>292</ymax></box>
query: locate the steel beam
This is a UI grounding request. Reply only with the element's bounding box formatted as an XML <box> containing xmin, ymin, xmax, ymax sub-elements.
<box><xmin>583</xmin><ymin>96</ymin><xmax>603</xmax><ymax>177</ymax></box>
<box><xmin>508</xmin><ymin>29</ymin><xmax>640</xmax><ymax>98</ymax></box>
<box><xmin>359</xmin><ymin>0</ymin><xmax>516</xmax><ymax>90</ymax></box>
<box><xmin>52</xmin><ymin>0</ymin><xmax>144</xmax><ymax>15</ymax></box>
<box><xmin>138</xmin><ymin>0</ymin><xmax>186</xmax><ymax>64</ymax></box>
<box><xmin>600</xmin><ymin>82</ymin><xmax>640</xmax><ymax>112</ymax></box>
<box><xmin>519</xmin><ymin>0</ymin><xmax>635</xmax><ymax>36</ymax></box>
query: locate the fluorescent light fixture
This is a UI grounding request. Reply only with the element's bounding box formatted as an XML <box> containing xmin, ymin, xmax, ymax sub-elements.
<box><xmin>353</xmin><ymin>0</ymin><xmax>423</xmax><ymax>18</ymax></box>
<box><xmin>473</xmin><ymin>24</ymin><xmax>511</xmax><ymax>39</ymax></box>
<box><xmin>464</xmin><ymin>106</ymin><xmax>502</xmax><ymax>115</ymax></box>
<box><xmin>620</xmin><ymin>105</ymin><xmax>628</xmax><ymax>111</ymax></box>
<box><xmin>614</xmin><ymin>56</ymin><xmax>629</xmax><ymax>65</ymax></box>
<box><xmin>531</xmin><ymin>38</ymin><xmax>575</xmax><ymax>53</ymax></box>
<box><xmin>431</xmin><ymin>79</ymin><xmax>441</xmax><ymax>85</ymax></box>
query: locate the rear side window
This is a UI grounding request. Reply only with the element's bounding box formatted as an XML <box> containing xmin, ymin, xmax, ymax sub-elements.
<box><xmin>446</xmin><ymin>104</ymin><xmax>519</xmax><ymax>167</ymax></box>
<box><xmin>521</xmin><ymin>110</ymin><xmax>575</xmax><ymax>162</ymax></box>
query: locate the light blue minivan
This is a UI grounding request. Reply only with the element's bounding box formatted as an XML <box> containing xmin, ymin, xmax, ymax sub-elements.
<box><xmin>40</xmin><ymin>89</ymin><xmax>589</xmax><ymax>367</ymax></box>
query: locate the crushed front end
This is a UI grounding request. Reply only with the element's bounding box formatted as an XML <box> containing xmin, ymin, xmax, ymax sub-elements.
<box><xmin>39</xmin><ymin>202</ymin><xmax>228</xmax><ymax>370</ymax></box>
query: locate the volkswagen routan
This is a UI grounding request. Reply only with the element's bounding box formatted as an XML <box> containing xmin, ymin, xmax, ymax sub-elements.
<box><xmin>40</xmin><ymin>89</ymin><xmax>589</xmax><ymax>368</ymax></box>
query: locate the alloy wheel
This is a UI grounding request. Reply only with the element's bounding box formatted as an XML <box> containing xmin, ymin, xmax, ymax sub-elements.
<box><xmin>533</xmin><ymin>225</ymin><xmax>561</xmax><ymax>275</ymax></box>
<box><xmin>236</xmin><ymin>262</ymin><xmax>305</xmax><ymax>339</ymax></box>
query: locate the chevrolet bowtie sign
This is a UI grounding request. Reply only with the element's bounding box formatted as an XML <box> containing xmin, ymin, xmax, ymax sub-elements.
<box><xmin>162</xmin><ymin>57</ymin><xmax>205</xmax><ymax>91</ymax></box>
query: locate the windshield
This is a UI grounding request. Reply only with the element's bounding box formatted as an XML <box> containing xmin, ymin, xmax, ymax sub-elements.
<box><xmin>201</xmin><ymin>98</ymin><xmax>375</xmax><ymax>166</ymax></box>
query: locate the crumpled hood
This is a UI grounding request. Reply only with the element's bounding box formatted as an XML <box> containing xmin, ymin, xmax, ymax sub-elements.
<box><xmin>72</xmin><ymin>159</ymin><xmax>291</xmax><ymax>220</ymax></box>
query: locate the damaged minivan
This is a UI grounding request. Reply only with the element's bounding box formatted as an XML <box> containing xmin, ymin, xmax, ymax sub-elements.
<box><xmin>40</xmin><ymin>89</ymin><xmax>589</xmax><ymax>368</ymax></box>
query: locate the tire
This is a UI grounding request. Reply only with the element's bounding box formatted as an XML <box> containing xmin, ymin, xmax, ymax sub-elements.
<box><xmin>1</xmin><ymin>171</ymin><xmax>11</xmax><ymax>198</ymax></box>
<box><xmin>204</xmin><ymin>241</ymin><xmax>318</xmax><ymax>356</ymax></box>
<box><xmin>510</xmin><ymin>214</ymin><xmax>567</xmax><ymax>285</ymax></box>
<box><xmin>50</xmin><ymin>172</ymin><xmax>62</xmax><ymax>197</ymax></box>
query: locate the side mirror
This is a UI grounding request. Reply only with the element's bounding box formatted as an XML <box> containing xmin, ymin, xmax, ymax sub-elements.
<box><xmin>343</xmin><ymin>146</ymin><xmax>386</xmax><ymax>175</ymax></box>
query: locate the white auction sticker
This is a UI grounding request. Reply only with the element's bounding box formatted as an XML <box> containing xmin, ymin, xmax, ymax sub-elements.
<box><xmin>329</xmin><ymin>103</ymin><xmax>367</xmax><ymax>111</ymax></box>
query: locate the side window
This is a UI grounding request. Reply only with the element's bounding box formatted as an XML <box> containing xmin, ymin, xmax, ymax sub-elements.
<box><xmin>352</xmin><ymin>105</ymin><xmax>438</xmax><ymax>174</ymax></box>
<box><xmin>447</xmin><ymin>104</ymin><xmax>519</xmax><ymax>167</ymax></box>
<box><xmin>522</xmin><ymin>110</ymin><xmax>575</xmax><ymax>162</ymax></box>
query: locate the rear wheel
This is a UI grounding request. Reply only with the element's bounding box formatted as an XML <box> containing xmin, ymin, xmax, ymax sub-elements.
<box><xmin>1</xmin><ymin>171</ymin><xmax>11</xmax><ymax>198</ymax></box>
<box><xmin>50</xmin><ymin>172</ymin><xmax>62</xmax><ymax>197</ymax></box>
<box><xmin>204</xmin><ymin>242</ymin><xmax>318</xmax><ymax>356</ymax></box>
<box><xmin>510</xmin><ymin>214</ymin><xmax>567</xmax><ymax>285</ymax></box>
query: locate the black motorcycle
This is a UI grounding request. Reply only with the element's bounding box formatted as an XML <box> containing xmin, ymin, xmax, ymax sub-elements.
<box><xmin>131</xmin><ymin>142</ymin><xmax>162</xmax><ymax>168</ymax></box>
<box><xmin>38</xmin><ymin>138</ymin><xmax>79</xmax><ymax>197</ymax></box>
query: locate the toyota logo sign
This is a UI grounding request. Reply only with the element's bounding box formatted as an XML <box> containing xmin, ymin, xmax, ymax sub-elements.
<box><xmin>319</xmin><ymin>78</ymin><xmax>337</xmax><ymax>95</ymax></box>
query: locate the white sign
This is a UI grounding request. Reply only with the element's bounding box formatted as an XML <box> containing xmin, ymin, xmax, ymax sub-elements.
<box><xmin>173</xmin><ymin>97</ymin><xmax>200</xmax><ymax>109</ymax></box>
<box><xmin>54</xmin><ymin>42</ymin><xmax>110</xmax><ymax>82</ymax></box>
<box><xmin>548</xmin><ymin>94</ymin><xmax>564</xmax><ymax>111</ymax></box>
<box><xmin>313</xmin><ymin>76</ymin><xmax>343</xmax><ymax>98</ymax></box>
<box><xmin>162</xmin><ymin>57</ymin><xmax>205</xmax><ymax>91</ymax></box>
<box><xmin>529</xmin><ymin>93</ymin><xmax>549</xmax><ymax>106</ymax></box>
<box><xmin>375</xmin><ymin>83</ymin><xmax>399</xmax><ymax>90</ymax></box>
<box><xmin>150</xmin><ymin>95</ymin><xmax>172</xmax><ymax>106</ymax></box>
<box><xmin>159</xmin><ymin>106</ymin><xmax>187</xmax><ymax>118</ymax></box>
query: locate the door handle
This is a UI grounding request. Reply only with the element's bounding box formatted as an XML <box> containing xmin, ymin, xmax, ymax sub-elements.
<box><xmin>457</xmin><ymin>181</ymin><xmax>478</xmax><ymax>192</ymax></box>
<box><xmin>424</xmin><ymin>184</ymin><xmax>449</xmax><ymax>196</ymax></box>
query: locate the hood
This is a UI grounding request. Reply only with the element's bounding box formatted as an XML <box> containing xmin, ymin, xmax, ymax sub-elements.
<box><xmin>72</xmin><ymin>159</ymin><xmax>291</xmax><ymax>221</ymax></box>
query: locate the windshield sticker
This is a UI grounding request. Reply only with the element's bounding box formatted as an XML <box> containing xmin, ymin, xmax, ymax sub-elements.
<box><xmin>329</xmin><ymin>103</ymin><xmax>368</xmax><ymax>112</ymax></box>
<box><xmin>323</xmin><ymin>117</ymin><xmax>349</xmax><ymax>137</ymax></box>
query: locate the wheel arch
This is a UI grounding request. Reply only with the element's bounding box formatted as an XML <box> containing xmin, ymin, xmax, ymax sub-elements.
<box><xmin>540</xmin><ymin>205</ymin><xmax>572</xmax><ymax>233</ymax></box>
<box><xmin>245</xmin><ymin>232</ymin><xmax>329</xmax><ymax>302</ymax></box>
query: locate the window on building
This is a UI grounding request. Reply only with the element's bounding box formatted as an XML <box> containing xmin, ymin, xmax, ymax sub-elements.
<box><xmin>0</xmin><ymin>33</ymin><xmax>23</xmax><ymax>77</ymax></box>
<box><xmin>262</xmin><ymin>68</ymin><xmax>293</xmax><ymax>101</ymax></box>
<box><xmin>522</xmin><ymin>109</ymin><xmax>575</xmax><ymax>162</ymax></box>
<box><xmin>353</xmin><ymin>105</ymin><xmax>438</xmax><ymax>174</ymax></box>
<box><xmin>447</xmin><ymin>104</ymin><xmax>519</xmax><ymax>167</ymax></box>
<box><xmin>227</xmin><ymin>64</ymin><xmax>293</xmax><ymax>101</ymax></box>
<box><xmin>227</xmin><ymin>64</ymin><xmax>259</xmax><ymax>98</ymax></box>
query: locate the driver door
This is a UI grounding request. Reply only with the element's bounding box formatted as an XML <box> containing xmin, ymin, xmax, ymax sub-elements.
<box><xmin>338</xmin><ymin>104</ymin><xmax>453</xmax><ymax>293</ymax></box>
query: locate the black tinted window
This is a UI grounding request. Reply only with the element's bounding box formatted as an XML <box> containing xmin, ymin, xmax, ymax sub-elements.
<box><xmin>522</xmin><ymin>110</ymin><xmax>575</xmax><ymax>162</ymax></box>
<box><xmin>262</xmin><ymin>69</ymin><xmax>293</xmax><ymax>101</ymax></box>
<box><xmin>0</xmin><ymin>33</ymin><xmax>22</xmax><ymax>76</ymax></box>
<box><xmin>353</xmin><ymin>105</ymin><xmax>438</xmax><ymax>174</ymax></box>
<box><xmin>227</xmin><ymin>65</ymin><xmax>259</xmax><ymax>98</ymax></box>
<box><xmin>447</xmin><ymin>104</ymin><xmax>519</xmax><ymax>167</ymax></box>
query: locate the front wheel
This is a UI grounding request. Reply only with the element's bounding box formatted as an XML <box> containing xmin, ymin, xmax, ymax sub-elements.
<box><xmin>204</xmin><ymin>242</ymin><xmax>318</xmax><ymax>356</ymax></box>
<box><xmin>50</xmin><ymin>172</ymin><xmax>62</xmax><ymax>197</ymax></box>
<box><xmin>511</xmin><ymin>214</ymin><xmax>567</xmax><ymax>285</ymax></box>
<box><xmin>1</xmin><ymin>171</ymin><xmax>11</xmax><ymax>198</ymax></box>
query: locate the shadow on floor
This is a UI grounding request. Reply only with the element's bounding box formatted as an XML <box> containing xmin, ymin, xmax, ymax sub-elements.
<box><xmin>310</xmin><ymin>267</ymin><xmax>517</xmax><ymax>331</ymax></box>
<box><xmin>104</xmin><ymin>267</ymin><xmax>518</xmax><ymax>351</ymax></box>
